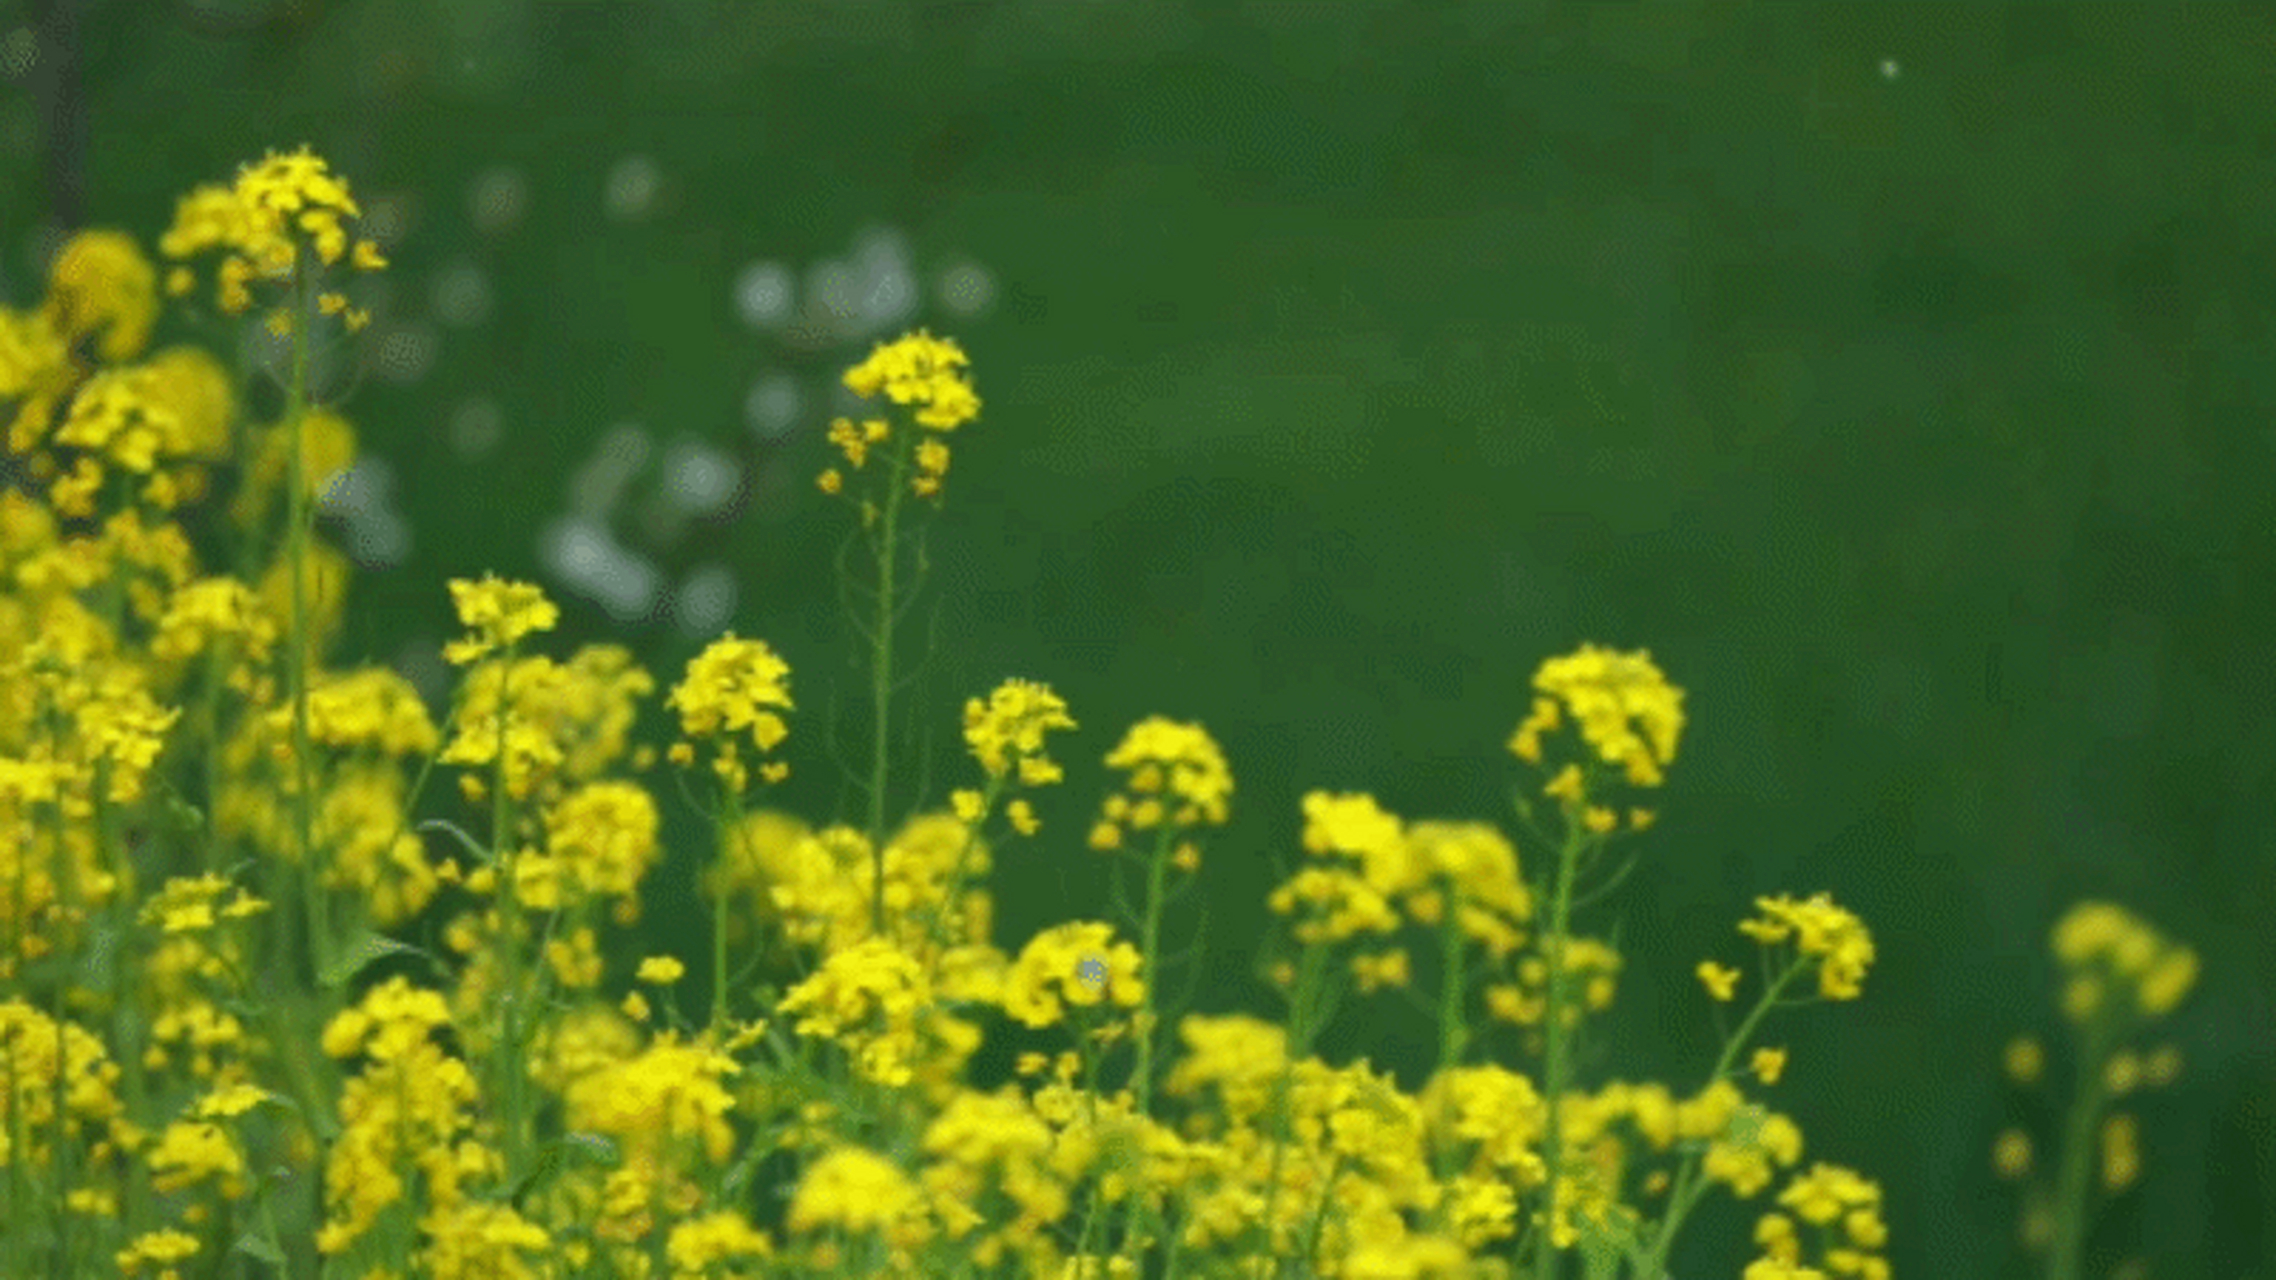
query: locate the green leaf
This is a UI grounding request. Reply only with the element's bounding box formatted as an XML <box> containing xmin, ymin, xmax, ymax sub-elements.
<box><xmin>232</xmin><ymin>1230</ymin><xmax>286</xmax><ymax>1267</ymax></box>
<box><xmin>318</xmin><ymin>931</ymin><xmax>431</xmax><ymax>991</ymax></box>
<box><xmin>416</xmin><ymin>818</ymin><xmax>496</xmax><ymax>867</ymax></box>
<box><xmin>508</xmin><ymin>1132</ymin><xmax>620</xmax><ymax>1211</ymax></box>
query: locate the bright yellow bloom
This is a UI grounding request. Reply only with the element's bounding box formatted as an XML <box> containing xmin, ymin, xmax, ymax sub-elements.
<box><xmin>443</xmin><ymin>575</ymin><xmax>559</xmax><ymax>665</ymax></box>
<box><xmin>1992</xmin><ymin>1128</ymin><xmax>2032</xmax><ymax>1179</ymax></box>
<box><xmin>787</xmin><ymin>1146</ymin><xmax>924</xmax><ymax>1237</ymax></box>
<box><xmin>45</xmin><ymin>229</ymin><xmax>157</xmax><ymax>361</ymax></box>
<box><xmin>1092</xmin><ymin>717</ymin><xmax>1232</xmax><ymax>850</ymax></box>
<box><xmin>2051</xmin><ymin>900</ymin><xmax>2198</xmax><ymax>1023</ymax></box>
<box><xmin>1510</xmin><ymin>644</ymin><xmax>1686</xmax><ymax>787</ymax></box>
<box><xmin>2003</xmin><ymin>1035</ymin><xmax>2044</xmax><ymax>1085</ymax></box>
<box><xmin>963</xmin><ymin>679</ymin><xmax>1076</xmax><ymax>779</ymax></box>
<box><xmin>1738</xmin><ymin>892</ymin><xmax>1876</xmax><ymax>1000</ymax></box>
<box><xmin>843</xmin><ymin>329</ymin><xmax>980</xmax><ymax>431</ymax></box>
<box><xmin>636</xmin><ymin>955</ymin><xmax>685</xmax><ymax>985</ymax></box>
<box><xmin>668</xmin><ymin>633</ymin><xmax>792</xmax><ymax>748</ymax></box>
<box><xmin>1752</xmin><ymin>1046</ymin><xmax>1789</xmax><ymax>1085</ymax></box>
<box><xmin>1698</xmin><ymin>960</ymin><xmax>1741</xmax><ymax>1002</ymax></box>
<box><xmin>159</xmin><ymin>146</ymin><xmax>384</xmax><ymax>315</ymax></box>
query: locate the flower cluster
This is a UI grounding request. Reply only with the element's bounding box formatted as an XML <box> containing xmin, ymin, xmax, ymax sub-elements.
<box><xmin>1746</xmin><ymin>1163</ymin><xmax>1890</xmax><ymax>1280</ymax></box>
<box><xmin>665</xmin><ymin>633</ymin><xmax>794</xmax><ymax>793</ymax></box>
<box><xmin>1737</xmin><ymin>892</ymin><xmax>1878</xmax><ymax>1001</ymax></box>
<box><xmin>1086</xmin><ymin>716</ymin><xmax>1232</xmax><ymax>854</ymax></box>
<box><xmin>159</xmin><ymin>144</ymin><xmax>385</xmax><ymax>321</ymax></box>
<box><xmin>443</xmin><ymin>574</ymin><xmax>560</xmax><ymax>666</ymax></box>
<box><xmin>953</xmin><ymin>677</ymin><xmax>1077</xmax><ymax>837</ymax></box>
<box><xmin>5</xmin><ymin>232</ymin><xmax>237</xmax><ymax>518</ymax></box>
<box><xmin>1509</xmin><ymin>642</ymin><xmax>1686</xmax><ymax>799</ymax></box>
<box><xmin>818</xmin><ymin>329</ymin><xmax>979</xmax><ymax>502</ymax></box>
<box><xmin>2050</xmin><ymin>899</ymin><xmax>2199</xmax><ymax>1024</ymax></box>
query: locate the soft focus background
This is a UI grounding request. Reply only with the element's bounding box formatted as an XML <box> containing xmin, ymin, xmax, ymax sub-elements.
<box><xmin>5</xmin><ymin>2</ymin><xmax>2271</xmax><ymax>1276</ymax></box>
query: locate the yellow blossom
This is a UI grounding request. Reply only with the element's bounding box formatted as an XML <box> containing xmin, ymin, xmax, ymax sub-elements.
<box><xmin>443</xmin><ymin>575</ymin><xmax>559</xmax><ymax>665</ymax></box>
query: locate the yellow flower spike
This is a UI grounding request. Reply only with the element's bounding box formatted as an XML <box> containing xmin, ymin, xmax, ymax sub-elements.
<box><xmin>1697</xmin><ymin>961</ymin><xmax>1741</xmax><ymax>1003</ymax></box>
<box><xmin>962</xmin><ymin>678</ymin><xmax>1077</xmax><ymax>780</ymax></box>
<box><xmin>1519</xmin><ymin>644</ymin><xmax>1687</xmax><ymax>787</ymax></box>
<box><xmin>2003</xmin><ymin>1035</ymin><xmax>2044</xmax><ymax>1085</ymax></box>
<box><xmin>1543</xmin><ymin>763</ymin><xmax>1584</xmax><ymax>803</ymax></box>
<box><xmin>45</xmin><ymin>229</ymin><xmax>157</xmax><ymax>361</ymax></box>
<box><xmin>160</xmin><ymin>146</ymin><xmax>380</xmax><ymax>320</ymax></box>
<box><xmin>443</xmin><ymin>574</ymin><xmax>559</xmax><ymax>665</ymax></box>
<box><xmin>2100</xmin><ymin>1112</ymin><xmax>2140</xmax><ymax>1192</ymax></box>
<box><xmin>1992</xmin><ymin>1128</ymin><xmax>2032</xmax><ymax>1179</ymax></box>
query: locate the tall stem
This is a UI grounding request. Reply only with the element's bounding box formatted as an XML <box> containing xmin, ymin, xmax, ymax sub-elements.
<box><xmin>1531</xmin><ymin>822</ymin><xmax>1586</xmax><ymax>1280</ymax></box>
<box><xmin>1130</xmin><ymin>823</ymin><xmax>1175</xmax><ymax>1120</ymax></box>
<box><xmin>713</xmin><ymin>788</ymin><xmax>746</xmax><ymax>1031</ymax></box>
<box><xmin>282</xmin><ymin>264</ymin><xmax>329</xmax><ymax>985</ymax></box>
<box><xmin>864</xmin><ymin>437</ymin><xmax>913</xmax><ymax>937</ymax></box>
<box><xmin>491</xmin><ymin>647</ymin><xmax>528</xmax><ymax>1180</ymax></box>
<box><xmin>2046</xmin><ymin>1020</ymin><xmax>2115</xmax><ymax>1280</ymax></box>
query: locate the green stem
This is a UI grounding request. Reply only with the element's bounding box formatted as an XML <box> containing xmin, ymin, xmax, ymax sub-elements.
<box><xmin>1116</xmin><ymin>823</ymin><xmax>1179</xmax><ymax>1267</ymax></box>
<box><xmin>713</xmin><ymin>787</ymin><xmax>746</xmax><ymax>1031</ymax></box>
<box><xmin>491</xmin><ymin>644</ymin><xmax>529</xmax><ymax>1181</ymax></box>
<box><xmin>1262</xmin><ymin>939</ymin><xmax>1332</xmax><ymax>1276</ymax></box>
<box><xmin>1641</xmin><ymin>955</ymin><xmax>1807</xmax><ymax>1271</ymax></box>
<box><xmin>1436</xmin><ymin>880</ymin><xmax>1469</xmax><ymax>1073</ymax></box>
<box><xmin>864</xmin><ymin>434</ymin><xmax>914</xmax><ymax>937</ymax></box>
<box><xmin>2046</xmin><ymin>1019</ymin><xmax>2116</xmax><ymax>1280</ymax></box>
<box><xmin>1130</xmin><ymin>823</ymin><xmax>1175</xmax><ymax>1120</ymax></box>
<box><xmin>282</xmin><ymin>264</ymin><xmax>329</xmax><ymax>987</ymax></box>
<box><xmin>1531</xmin><ymin>820</ymin><xmax>1588</xmax><ymax>1280</ymax></box>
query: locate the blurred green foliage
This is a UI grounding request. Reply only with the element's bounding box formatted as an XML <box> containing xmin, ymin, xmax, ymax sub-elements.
<box><xmin>5</xmin><ymin>2</ymin><xmax>2270</xmax><ymax>1276</ymax></box>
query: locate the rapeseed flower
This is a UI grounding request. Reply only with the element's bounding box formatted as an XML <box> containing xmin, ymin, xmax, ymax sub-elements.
<box><xmin>443</xmin><ymin>574</ymin><xmax>560</xmax><ymax>666</ymax></box>
<box><xmin>1089</xmin><ymin>716</ymin><xmax>1232</xmax><ymax>849</ymax></box>
<box><xmin>1739</xmin><ymin>892</ymin><xmax>1876</xmax><ymax>1000</ymax></box>
<box><xmin>666</xmin><ymin>632</ymin><xmax>793</xmax><ymax>793</ymax></box>
<box><xmin>963</xmin><ymin>677</ymin><xmax>1076</xmax><ymax>783</ymax></box>
<box><xmin>46</xmin><ymin>228</ymin><xmax>157</xmax><ymax>362</ymax></box>
<box><xmin>160</xmin><ymin>145</ymin><xmax>384</xmax><ymax>321</ymax></box>
<box><xmin>843</xmin><ymin>328</ymin><xmax>980</xmax><ymax>431</ymax></box>
<box><xmin>1510</xmin><ymin>643</ymin><xmax>1686</xmax><ymax>790</ymax></box>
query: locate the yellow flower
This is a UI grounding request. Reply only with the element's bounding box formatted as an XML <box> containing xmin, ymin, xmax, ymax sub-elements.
<box><xmin>1739</xmin><ymin>893</ymin><xmax>1875</xmax><ymax>1000</ymax></box>
<box><xmin>2002</xmin><ymin>1036</ymin><xmax>2044</xmax><ymax>1085</ymax></box>
<box><xmin>786</xmin><ymin>1146</ymin><xmax>923</xmax><ymax>1236</ymax></box>
<box><xmin>443</xmin><ymin>575</ymin><xmax>559</xmax><ymax>665</ymax></box>
<box><xmin>843</xmin><ymin>329</ymin><xmax>980</xmax><ymax>432</ymax></box>
<box><xmin>1992</xmin><ymin>1128</ymin><xmax>2032</xmax><ymax>1179</ymax></box>
<box><xmin>637</xmin><ymin>955</ymin><xmax>685</xmax><ymax>985</ymax></box>
<box><xmin>1697</xmin><ymin>960</ymin><xmax>1741</xmax><ymax>1002</ymax></box>
<box><xmin>667</xmin><ymin>634</ymin><xmax>794</xmax><ymax>785</ymax></box>
<box><xmin>1092</xmin><ymin>717</ymin><xmax>1233</xmax><ymax>850</ymax></box>
<box><xmin>45</xmin><ymin>229</ymin><xmax>157</xmax><ymax>362</ymax></box>
<box><xmin>962</xmin><ymin>679</ymin><xmax>1077</xmax><ymax>780</ymax></box>
<box><xmin>1511</xmin><ymin>644</ymin><xmax>1686</xmax><ymax>787</ymax></box>
<box><xmin>1752</xmin><ymin>1046</ymin><xmax>1788</xmax><ymax>1085</ymax></box>
<box><xmin>159</xmin><ymin>146</ymin><xmax>383</xmax><ymax>316</ymax></box>
<box><xmin>2100</xmin><ymin>1112</ymin><xmax>2140</xmax><ymax>1192</ymax></box>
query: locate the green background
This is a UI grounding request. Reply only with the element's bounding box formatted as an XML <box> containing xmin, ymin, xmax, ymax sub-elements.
<box><xmin>5</xmin><ymin>2</ymin><xmax>2271</xmax><ymax>1276</ymax></box>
